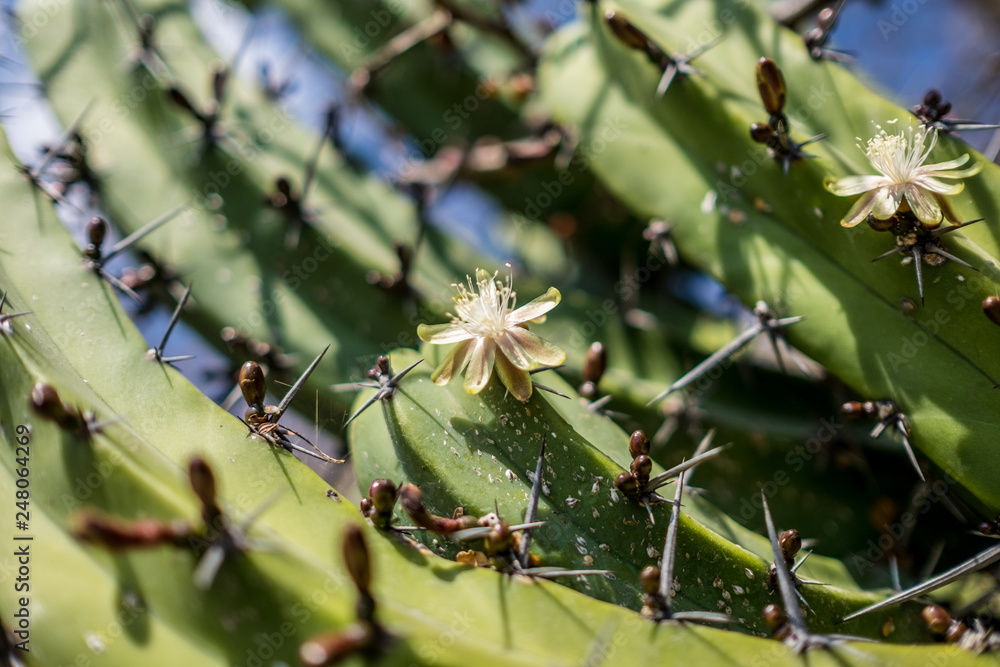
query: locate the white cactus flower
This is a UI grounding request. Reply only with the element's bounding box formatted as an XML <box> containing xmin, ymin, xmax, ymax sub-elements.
<box><xmin>418</xmin><ymin>269</ymin><xmax>565</xmax><ymax>401</ymax></box>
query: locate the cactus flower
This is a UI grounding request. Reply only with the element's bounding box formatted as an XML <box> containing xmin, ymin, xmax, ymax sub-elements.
<box><xmin>417</xmin><ymin>269</ymin><xmax>565</xmax><ymax>401</ymax></box>
<box><xmin>825</xmin><ymin>122</ymin><xmax>981</xmax><ymax>228</ymax></box>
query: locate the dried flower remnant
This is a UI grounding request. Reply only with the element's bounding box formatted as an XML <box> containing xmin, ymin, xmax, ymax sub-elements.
<box><xmin>802</xmin><ymin>1</ymin><xmax>849</xmax><ymax>62</ymax></box>
<box><xmin>842</xmin><ymin>399</ymin><xmax>923</xmax><ymax>480</ymax></box>
<box><xmin>239</xmin><ymin>348</ymin><xmax>344</xmax><ymax>464</ymax></box>
<box><xmin>912</xmin><ymin>89</ymin><xmax>1000</xmax><ymax>134</ymax></box>
<box><xmin>72</xmin><ymin>457</ymin><xmax>276</xmax><ymax>591</ymax></box>
<box><xmin>30</xmin><ymin>381</ymin><xmax>102</xmax><ymax>439</ymax></box>
<box><xmin>825</xmin><ymin>122</ymin><xmax>981</xmax><ymax>229</ymax></box>
<box><xmin>417</xmin><ymin>269</ymin><xmax>565</xmax><ymax>401</ymax></box>
<box><xmin>300</xmin><ymin>525</ymin><xmax>393</xmax><ymax>666</ymax></box>
<box><xmin>750</xmin><ymin>58</ymin><xmax>826</xmax><ymax>173</ymax></box>
<box><xmin>335</xmin><ymin>355</ymin><xmax>423</xmax><ymax>428</ymax></box>
<box><xmin>603</xmin><ymin>8</ymin><xmax>718</xmax><ymax>98</ymax></box>
<box><xmin>360</xmin><ymin>479</ymin><xmax>411</xmax><ymax>531</ymax></box>
<box><xmin>616</xmin><ymin>430</ymin><xmax>729</xmax><ymax>524</ymax></box>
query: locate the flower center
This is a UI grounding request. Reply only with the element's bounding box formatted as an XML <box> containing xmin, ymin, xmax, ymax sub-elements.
<box><xmin>450</xmin><ymin>272</ymin><xmax>517</xmax><ymax>339</ymax></box>
<box><xmin>864</xmin><ymin>124</ymin><xmax>935</xmax><ymax>184</ymax></box>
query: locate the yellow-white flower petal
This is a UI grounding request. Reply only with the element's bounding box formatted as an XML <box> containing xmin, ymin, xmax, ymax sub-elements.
<box><xmin>840</xmin><ymin>190</ymin><xmax>880</xmax><ymax>227</ymax></box>
<box><xmin>825</xmin><ymin>174</ymin><xmax>887</xmax><ymax>197</ymax></box>
<box><xmin>418</xmin><ymin>322</ymin><xmax>475</xmax><ymax>345</ymax></box>
<box><xmin>916</xmin><ymin>153</ymin><xmax>969</xmax><ymax>174</ymax></box>
<box><xmin>914</xmin><ymin>177</ymin><xmax>965</xmax><ymax>196</ymax></box>
<box><xmin>904</xmin><ymin>183</ymin><xmax>941</xmax><ymax>226</ymax></box>
<box><xmin>495</xmin><ymin>352</ymin><xmax>533</xmax><ymax>401</ymax></box>
<box><xmin>464</xmin><ymin>338</ymin><xmax>496</xmax><ymax>394</ymax></box>
<box><xmin>503</xmin><ymin>326</ymin><xmax>567</xmax><ymax>369</ymax></box>
<box><xmin>925</xmin><ymin>162</ymin><xmax>982</xmax><ymax>180</ymax></box>
<box><xmin>431</xmin><ymin>340</ymin><xmax>474</xmax><ymax>385</ymax></box>
<box><xmin>508</xmin><ymin>287</ymin><xmax>561</xmax><ymax>325</ymax></box>
<box><xmin>872</xmin><ymin>185</ymin><xmax>903</xmax><ymax>219</ymax></box>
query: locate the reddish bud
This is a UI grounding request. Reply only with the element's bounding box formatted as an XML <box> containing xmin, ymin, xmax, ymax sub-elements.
<box><xmin>87</xmin><ymin>217</ymin><xmax>107</xmax><ymax>248</ymax></box>
<box><xmin>615</xmin><ymin>472</ymin><xmax>640</xmax><ymax>498</ymax></box>
<box><xmin>763</xmin><ymin>603</ymin><xmax>787</xmax><ymax>633</ymax></box>
<box><xmin>983</xmin><ymin>296</ymin><xmax>1000</xmax><ymax>327</ymax></box>
<box><xmin>300</xmin><ymin>623</ymin><xmax>374</xmax><ymax>667</ymax></box>
<box><xmin>749</xmin><ymin>122</ymin><xmax>774</xmax><ymax>144</ymax></box>
<box><xmin>922</xmin><ymin>605</ymin><xmax>951</xmax><ymax>635</ymax></box>
<box><xmin>369</xmin><ymin>479</ymin><xmax>397</xmax><ymax>514</ymax></box>
<box><xmin>583</xmin><ymin>342</ymin><xmax>607</xmax><ymax>386</ymax></box>
<box><xmin>188</xmin><ymin>457</ymin><xmax>222</xmax><ymax>524</ymax></box>
<box><xmin>778</xmin><ymin>529</ymin><xmax>801</xmax><ymax>560</ymax></box>
<box><xmin>630</xmin><ymin>455</ymin><xmax>652</xmax><ymax>486</ymax></box>
<box><xmin>628</xmin><ymin>430</ymin><xmax>650</xmax><ymax>458</ymax></box>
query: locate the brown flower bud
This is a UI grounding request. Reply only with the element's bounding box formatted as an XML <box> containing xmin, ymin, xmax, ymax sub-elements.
<box><xmin>921</xmin><ymin>604</ymin><xmax>951</xmax><ymax>635</ymax></box>
<box><xmin>74</xmin><ymin>511</ymin><xmax>191</xmax><ymax>549</ymax></box>
<box><xmin>615</xmin><ymin>472</ymin><xmax>640</xmax><ymax>498</ymax></box>
<box><xmin>604</xmin><ymin>9</ymin><xmax>650</xmax><ymax>53</ymax></box>
<box><xmin>299</xmin><ymin>623</ymin><xmax>373</xmax><ymax>667</ymax></box>
<box><xmin>763</xmin><ymin>603</ymin><xmax>787</xmax><ymax>634</ymax></box>
<box><xmin>749</xmin><ymin>122</ymin><xmax>774</xmax><ymax>144</ymax></box>
<box><xmin>342</xmin><ymin>524</ymin><xmax>371</xmax><ymax>595</ymax></box>
<box><xmin>188</xmin><ymin>457</ymin><xmax>222</xmax><ymax>525</ymax></box>
<box><xmin>945</xmin><ymin>620</ymin><xmax>967</xmax><ymax>643</ymax></box>
<box><xmin>630</xmin><ymin>455</ymin><xmax>652</xmax><ymax>487</ymax></box>
<box><xmin>629</xmin><ymin>430</ymin><xmax>650</xmax><ymax>458</ymax></box>
<box><xmin>983</xmin><ymin>296</ymin><xmax>1000</xmax><ymax>327</ymax></box>
<box><xmin>778</xmin><ymin>529</ymin><xmax>801</xmax><ymax>560</ymax></box>
<box><xmin>239</xmin><ymin>361</ymin><xmax>266</xmax><ymax>408</ymax></box>
<box><xmin>369</xmin><ymin>479</ymin><xmax>398</xmax><ymax>515</ymax></box>
<box><xmin>583</xmin><ymin>342</ymin><xmax>607</xmax><ymax>386</ymax></box>
<box><xmin>30</xmin><ymin>382</ymin><xmax>72</xmax><ymax>425</ymax></box>
<box><xmin>756</xmin><ymin>57</ymin><xmax>786</xmax><ymax>116</ymax></box>
<box><xmin>87</xmin><ymin>217</ymin><xmax>107</xmax><ymax>249</ymax></box>
<box><xmin>640</xmin><ymin>565</ymin><xmax>660</xmax><ymax>595</ymax></box>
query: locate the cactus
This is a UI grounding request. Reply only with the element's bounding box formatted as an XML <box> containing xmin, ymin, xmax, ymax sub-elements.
<box><xmin>536</xmin><ymin>0</ymin><xmax>1000</xmax><ymax>506</ymax></box>
<box><xmin>6</xmin><ymin>0</ymin><xmax>1000</xmax><ymax>663</ymax></box>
